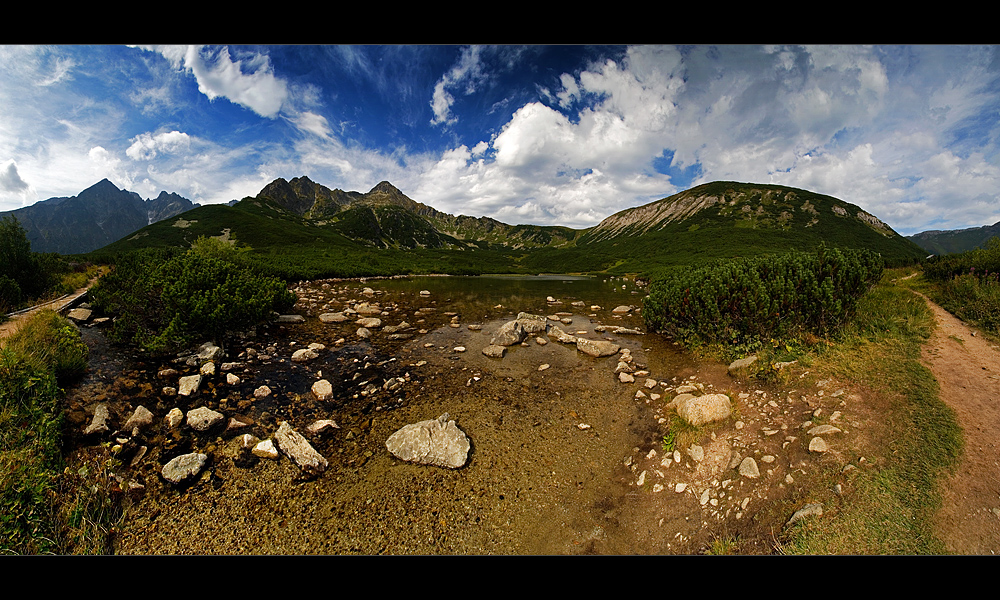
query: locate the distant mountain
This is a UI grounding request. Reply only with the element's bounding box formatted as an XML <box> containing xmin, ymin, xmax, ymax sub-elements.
<box><xmin>93</xmin><ymin>178</ymin><xmax>927</xmax><ymax>275</ymax></box>
<box><xmin>257</xmin><ymin>176</ymin><xmax>579</xmax><ymax>250</ymax></box>
<box><xmin>565</xmin><ymin>181</ymin><xmax>927</xmax><ymax>269</ymax></box>
<box><xmin>908</xmin><ymin>222</ymin><xmax>1000</xmax><ymax>255</ymax></box>
<box><xmin>1</xmin><ymin>179</ymin><xmax>199</xmax><ymax>255</ymax></box>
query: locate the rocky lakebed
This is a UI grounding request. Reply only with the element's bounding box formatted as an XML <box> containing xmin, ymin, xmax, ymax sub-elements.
<box><xmin>60</xmin><ymin>275</ymin><xmax>872</xmax><ymax>555</ymax></box>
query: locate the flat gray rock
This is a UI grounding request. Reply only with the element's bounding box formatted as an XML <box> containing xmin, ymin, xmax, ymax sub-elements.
<box><xmin>482</xmin><ymin>344</ymin><xmax>507</xmax><ymax>358</ymax></box>
<box><xmin>186</xmin><ymin>406</ymin><xmax>225</xmax><ymax>431</ymax></box>
<box><xmin>576</xmin><ymin>338</ymin><xmax>620</xmax><ymax>357</ymax></box>
<box><xmin>386</xmin><ymin>413</ymin><xmax>470</xmax><ymax>469</ymax></box>
<box><xmin>161</xmin><ymin>453</ymin><xmax>208</xmax><ymax>485</ymax></box>
<box><xmin>274</xmin><ymin>421</ymin><xmax>328</xmax><ymax>476</ymax></box>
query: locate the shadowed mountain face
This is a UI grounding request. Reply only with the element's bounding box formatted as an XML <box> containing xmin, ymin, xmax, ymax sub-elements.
<box><xmin>1</xmin><ymin>179</ymin><xmax>199</xmax><ymax>255</ymax></box>
<box><xmin>908</xmin><ymin>222</ymin><xmax>1000</xmax><ymax>255</ymax></box>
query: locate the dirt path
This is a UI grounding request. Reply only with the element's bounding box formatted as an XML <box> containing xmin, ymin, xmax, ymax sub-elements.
<box><xmin>0</xmin><ymin>283</ymin><xmax>94</xmax><ymax>341</ymax></box>
<box><xmin>916</xmin><ymin>293</ymin><xmax>1000</xmax><ymax>554</ymax></box>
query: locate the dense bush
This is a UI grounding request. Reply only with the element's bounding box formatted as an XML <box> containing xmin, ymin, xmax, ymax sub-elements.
<box><xmin>643</xmin><ymin>246</ymin><xmax>884</xmax><ymax>346</ymax></box>
<box><xmin>90</xmin><ymin>237</ymin><xmax>296</xmax><ymax>354</ymax></box>
<box><xmin>919</xmin><ymin>238</ymin><xmax>1000</xmax><ymax>337</ymax></box>
<box><xmin>922</xmin><ymin>237</ymin><xmax>1000</xmax><ymax>282</ymax></box>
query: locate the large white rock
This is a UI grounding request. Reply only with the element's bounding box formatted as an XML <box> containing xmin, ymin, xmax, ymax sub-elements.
<box><xmin>673</xmin><ymin>393</ymin><xmax>732</xmax><ymax>426</ymax></box>
<box><xmin>177</xmin><ymin>374</ymin><xmax>202</xmax><ymax>397</ymax></box>
<box><xmin>385</xmin><ymin>413</ymin><xmax>470</xmax><ymax>469</ymax></box>
<box><xmin>576</xmin><ymin>338</ymin><xmax>621</xmax><ymax>357</ymax></box>
<box><xmin>312</xmin><ymin>379</ymin><xmax>334</xmax><ymax>401</ymax></box>
<box><xmin>186</xmin><ymin>406</ymin><xmax>225</xmax><ymax>431</ymax></box>
<box><xmin>274</xmin><ymin>421</ymin><xmax>328</xmax><ymax>476</ymax></box>
<box><xmin>161</xmin><ymin>453</ymin><xmax>208</xmax><ymax>484</ymax></box>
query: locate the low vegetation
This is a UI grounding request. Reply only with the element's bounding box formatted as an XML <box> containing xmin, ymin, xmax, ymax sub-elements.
<box><xmin>920</xmin><ymin>238</ymin><xmax>1000</xmax><ymax>339</ymax></box>
<box><xmin>642</xmin><ymin>246</ymin><xmax>884</xmax><ymax>350</ymax></box>
<box><xmin>0</xmin><ymin>309</ymin><xmax>98</xmax><ymax>554</ymax></box>
<box><xmin>89</xmin><ymin>236</ymin><xmax>296</xmax><ymax>355</ymax></box>
<box><xmin>0</xmin><ymin>215</ymin><xmax>99</xmax><ymax>317</ymax></box>
<box><xmin>775</xmin><ymin>269</ymin><xmax>962</xmax><ymax>554</ymax></box>
<box><xmin>645</xmin><ymin>257</ymin><xmax>962</xmax><ymax>554</ymax></box>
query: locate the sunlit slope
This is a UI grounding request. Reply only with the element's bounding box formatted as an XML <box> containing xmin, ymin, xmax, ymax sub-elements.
<box><xmin>564</xmin><ymin>181</ymin><xmax>927</xmax><ymax>272</ymax></box>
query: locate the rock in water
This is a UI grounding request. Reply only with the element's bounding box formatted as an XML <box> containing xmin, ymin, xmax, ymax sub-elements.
<box><xmin>385</xmin><ymin>413</ymin><xmax>470</xmax><ymax>469</ymax></box>
<box><xmin>576</xmin><ymin>338</ymin><xmax>621</xmax><ymax>357</ymax></box>
<box><xmin>161</xmin><ymin>453</ymin><xmax>208</xmax><ymax>484</ymax></box>
<box><xmin>274</xmin><ymin>421</ymin><xmax>328</xmax><ymax>476</ymax></box>
<box><xmin>490</xmin><ymin>320</ymin><xmax>527</xmax><ymax>346</ymax></box>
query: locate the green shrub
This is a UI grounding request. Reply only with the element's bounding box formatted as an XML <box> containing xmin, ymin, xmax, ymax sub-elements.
<box><xmin>643</xmin><ymin>245</ymin><xmax>884</xmax><ymax>346</ymax></box>
<box><xmin>91</xmin><ymin>237</ymin><xmax>296</xmax><ymax>354</ymax></box>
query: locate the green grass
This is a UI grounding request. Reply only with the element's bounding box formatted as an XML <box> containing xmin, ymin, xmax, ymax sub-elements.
<box><xmin>1</xmin><ymin>310</ymin><xmax>95</xmax><ymax>554</ymax></box>
<box><xmin>772</xmin><ymin>268</ymin><xmax>962</xmax><ymax>554</ymax></box>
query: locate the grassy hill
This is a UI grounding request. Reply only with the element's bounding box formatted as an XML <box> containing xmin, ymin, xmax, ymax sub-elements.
<box><xmin>84</xmin><ymin>180</ymin><xmax>927</xmax><ymax>279</ymax></box>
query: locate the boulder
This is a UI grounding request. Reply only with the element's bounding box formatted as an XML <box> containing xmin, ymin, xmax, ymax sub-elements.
<box><xmin>177</xmin><ymin>374</ymin><xmax>202</xmax><ymax>397</ymax></box>
<box><xmin>385</xmin><ymin>413</ymin><xmax>470</xmax><ymax>469</ymax></box>
<box><xmin>84</xmin><ymin>403</ymin><xmax>110</xmax><ymax>436</ymax></box>
<box><xmin>197</xmin><ymin>342</ymin><xmax>224</xmax><ymax>361</ymax></box>
<box><xmin>576</xmin><ymin>338</ymin><xmax>621</xmax><ymax>357</ymax></box>
<box><xmin>124</xmin><ymin>405</ymin><xmax>154</xmax><ymax>433</ymax></box>
<box><xmin>319</xmin><ymin>312</ymin><xmax>348</xmax><ymax>323</ymax></box>
<box><xmin>482</xmin><ymin>344</ymin><xmax>507</xmax><ymax>358</ymax></box>
<box><xmin>291</xmin><ymin>348</ymin><xmax>319</xmax><ymax>362</ymax></box>
<box><xmin>276</xmin><ymin>314</ymin><xmax>305</xmax><ymax>323</ymax></box>
<box><xmin>515</xmin><ymin>312</ymin><xmax>548</xmax><ymax>334</ymax></box>
<box><xmin>161</xmin><ymin>453</ymin><xmax>208</xmax><ymax>485</ymax></box>
<box><xmin>253</xmin><ymin>439</ymin><xmax>279</xmax><ymax>460</ymax></box>
<box><xmin>67</xmin><ymin>308</ymin><xmax>92</xmax><ymax>322</ymax></box>
<box><xmin>357</xmin><ymin>317</ymin><xmax>382</xmax><ymax>328</ymax></box>
<box><xmin>274</xmin><ymin>421</ymin><xmax>328</xmax><ymax>476</ymax></box>
<box><xmin>186</xmin><ymin>406</ymin><xmax>225</xmax><ymax>431</ymax></box>
<box><xmin>728</xmin><ymin>355</ymin><xmax>758</xmax><ymax>374</ymax></box>
<box><xmin>490</xmin><ymin>320</ymin><xmax>527</xmax><ymax>346</ymax></box>
<box><xmin>312</xmin><ymin>379</ymin><xmax>333</xmax><ymax>401</ymax></box>
<box><xmin>673</xmin><ymin>393</ymin><xmax>732</xmax><ymax>426</ymax></box>
<box><xmin>548</xmin><ymin>325</ymin><xmax>578</xmax><ymax>344</ymax></box>
<box><xmin>307</xmin><ymin>419</ymin><xmax>340</xmax><ymax>435</ymax></box>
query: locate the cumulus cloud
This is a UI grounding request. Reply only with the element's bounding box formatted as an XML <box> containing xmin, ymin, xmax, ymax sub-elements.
<box><xmin>126</xmin><ymin>130</ymin><xmax>192</xmax><ymax>161</ymax></box>
<box><xmin>147</xmin><ymin>45</ymin><xmax>289</xmax><ymax>118</ymax></box>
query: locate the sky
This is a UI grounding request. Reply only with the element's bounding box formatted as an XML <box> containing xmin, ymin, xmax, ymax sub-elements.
<box><xmin>1</xmin><ymin>44</ymin><xmax>999</xmax><ymax>236</ymax></box>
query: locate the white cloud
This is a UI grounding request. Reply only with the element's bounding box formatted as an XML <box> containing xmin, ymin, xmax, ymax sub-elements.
<box><xmin>126</xmin><ymin>130</ymin><xmax>192</xmax><ymax>161</ymax></box>
<box><xmin>430</xmin><ymin>46</ymin><xmax>485</xmax><ymax>126</ymax></box>
<box><xmin>0</xmin><ymin>159</ymin><xmax>30</xmax><ymax>193</ymax></box>
<box><xmin>148</xmin><ymin>45</ymin><xmax>289</xmax><ymax>118</ymax></box>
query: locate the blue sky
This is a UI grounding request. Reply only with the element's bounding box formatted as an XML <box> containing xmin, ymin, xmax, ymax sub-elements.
<box><xmin>2</xmin><ymin>44</ymin><xmax>999</xmax><ymax>236</ymax></box>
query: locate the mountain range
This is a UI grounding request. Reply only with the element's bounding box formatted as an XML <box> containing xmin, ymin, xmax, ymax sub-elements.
<box><xmin>81</xmin><ymin>177</ymin><xmax>928</xmax><ymax>276</ymax></box>
<box><xmin>0</xmin><ymin>179</ymin><xmax>199</xmax><ymax>255</ymax></box>
<box><xmin>5</xmin><ymin>175</ymin><xmax>968</xmax><ymax>272</ymax></box>
<box><xmin>906</xmin><ymin>222</ymin><xmax>1000</xmax><ymax>255</ymax></box>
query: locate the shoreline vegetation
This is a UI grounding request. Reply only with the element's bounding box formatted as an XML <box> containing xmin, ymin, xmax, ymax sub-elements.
<box><xmin>1</xmin><ymin>222</ymin><xmax>993</xmax><ymax>553</ymax></box>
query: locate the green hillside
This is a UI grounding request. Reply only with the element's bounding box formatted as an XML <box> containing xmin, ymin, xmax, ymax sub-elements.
<box><xmin>85</xmin><ymin>180</ymin><xmax>927</xmax><ymax>279</ymax></box>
